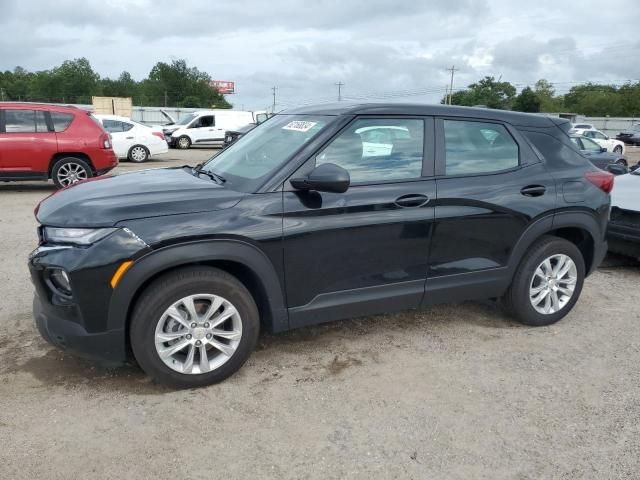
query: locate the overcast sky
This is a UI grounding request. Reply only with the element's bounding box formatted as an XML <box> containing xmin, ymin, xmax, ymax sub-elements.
<box><xmin>1</xmin><ymin>0</ymin><xmax>638</xmax><ymax>110</ymax></box>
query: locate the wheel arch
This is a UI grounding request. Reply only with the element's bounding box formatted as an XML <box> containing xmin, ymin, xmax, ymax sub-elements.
<box><xmin>48</xmin><ymin>152</ymin><xmax>95</xmax><ymax>177</ymax></box>
<box><xmin>509</xmin><ymin>211</ymin><xmax>603</xmax><ymax>278</ymax></box>
<box><xmin>108</xmin><ymin>240</ymin><xmax>289</xmax><ymax>346</ymax></box>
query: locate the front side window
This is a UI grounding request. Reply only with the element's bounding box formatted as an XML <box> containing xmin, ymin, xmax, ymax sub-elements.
<box><xmin>202</xmin><ymin>114</ymin><xmax>332</xmax><ymax>192</ymax></box>
<box><xmin>316</xmin><ymin>118</ymin><xmax>424</xmax><ymax>183</ymax></box>
<box><xmin>444</xmin><ymin>120</ymin><xmax>519</xmax><ymax>175</ymax></box>
<box><xmin>4</xmin><ymin>109</ymin><xmax>37</xmax><ymax>133</ymax></box>
<box><xmin>193</xmin><ymin>116</ymin><xmax>214</xmax><ymax>128</ymax></box>
<box><xmin>579</xmin><ymin>137</ymin><xmax>602</xmax><ymax>152</ymax></box>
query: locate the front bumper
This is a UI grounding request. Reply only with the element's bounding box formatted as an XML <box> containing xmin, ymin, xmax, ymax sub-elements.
<box><xmin>29</xmin><ymin>229</ymin><xmax>151</xmax><ymax>364</ymax></box>
<box><xmin>33</xmin><ymin>293</ymin><xmax>125</xmax><ymax>364</ymax></box>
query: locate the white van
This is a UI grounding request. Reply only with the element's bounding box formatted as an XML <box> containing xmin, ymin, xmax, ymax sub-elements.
<box><xmin>163</xmin><ymin>110</ymin><xmax>268</xmax><ymax>149</ymax></box>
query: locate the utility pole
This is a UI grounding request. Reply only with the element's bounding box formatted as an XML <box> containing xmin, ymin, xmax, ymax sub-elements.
<box><xmin>446</xmin><ymin>65</ymin><xmax>458</xmax><ymax>105</ymax></box>
<box><xmin>335</xmin><ymin>82</ymin><xmax>344</xmax><ymax>101</ymax></box>
<box><xmin>0</xmin><ymin>88</ymin><xmax>5</xmax><ymax>101</ymax></box>
<box><xmin>271</xmin><ymin>86</ymin><xmax>277</xmax><ymax>113</ymax></box>
<box><xmin>164</xmin><ymin>90</ymin><xmax>168</xmax><ymax>107</ymax></box>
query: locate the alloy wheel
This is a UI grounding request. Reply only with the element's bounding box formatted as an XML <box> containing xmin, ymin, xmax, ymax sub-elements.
<box><xmin>529</xmin><ymin>254</ymin><xmax>577</xmax><ymax>315</ymax></box>
<box><xmin>154</xmin><ymin>294</ymin><xmax>242</xmax><ymax>374</ymax></box>
<box><xmin>56</xmin><ymin>162</ymin><xmax>88</xmax><ymax>187</ymax></box>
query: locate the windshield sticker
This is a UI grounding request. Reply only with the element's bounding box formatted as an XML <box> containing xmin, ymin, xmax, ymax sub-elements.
<box><xmin>282</xmin><ymin>121</ymin><xmax>317</xmax><ymax>132</ymax></box>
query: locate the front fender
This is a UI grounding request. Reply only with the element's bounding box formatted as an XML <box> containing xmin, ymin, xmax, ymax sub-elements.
<box><xmin>107</xmin><ymin>239</ymin><xmax>288</xmax><ymax>333</ymax></box>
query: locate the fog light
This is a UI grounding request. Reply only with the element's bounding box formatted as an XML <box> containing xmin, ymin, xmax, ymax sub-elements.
<box><xmin>49</xmin><ymin>268</ymin><xmax>72</xmax><ymax>296</ymax></box>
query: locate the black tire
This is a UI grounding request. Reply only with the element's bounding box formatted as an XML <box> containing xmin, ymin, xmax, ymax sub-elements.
<box><xmin>127</xmin><ymin>145</ymin><xmax>149</xmax><ymax>163</ymax></box>
<box><xmin>176</xmin><ymin>135</ymin><xmax>191</xmax><ymax>150</ymax></box>
<box><xmin>615</xmin><ymin>158</ymin><xmax>627</xmax><ymax>167</ymax></box>
<box><xmin>51</xmin><ymin>156</ymin><xmax>93</xmax><ymax>189</ymax></box>
<box><xmin>613</xmin><ymin>145</ymin><xmax>623</xmax><ymax>154</ymax></box>
<box><xmin>130</xmin><ymin>266</ymin><xmax>259</xmax><ymax>388</ymax></box>
<box><xmin>502</xmin><ymin>236</ymin><xmax>585</xmax><ymax>327</ymax></box>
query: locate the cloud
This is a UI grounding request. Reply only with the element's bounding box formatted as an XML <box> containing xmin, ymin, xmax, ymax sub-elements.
<box><xmin>0</xmin><ymin>0</ymin><xmax>637</xmax><ymax>109</ymax></box>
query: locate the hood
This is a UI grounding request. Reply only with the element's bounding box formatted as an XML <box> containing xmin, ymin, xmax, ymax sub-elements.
<box><xmin>611</xmin><ymin>173</ymin><xmax>640</xmax><ymax>211</ymax></box>
<box><xmin>36</xmin><ymin>167</ymin><xmax>244</xmax><ymax>227</ymax></box>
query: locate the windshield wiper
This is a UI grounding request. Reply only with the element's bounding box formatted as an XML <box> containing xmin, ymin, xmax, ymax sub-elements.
<box><xmin>192</xmin><ymin>167</ymin><xmax>226</xmax><ymax>184</ymax></box>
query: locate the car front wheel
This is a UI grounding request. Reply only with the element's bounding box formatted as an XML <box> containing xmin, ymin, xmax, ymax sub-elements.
<box><xmin>613</xmin><ymin>145</ymin><xmax>623</xmax><ymax>154</ymax></box>
<box><xmin>130</xmin><ymin>266</ymin><xmax>259</xmax><ymax>388</ymax></box>
<box><xmin>502</xmin><ymin>236</ymin><xmax>585</xmax><ymax>326</ymax></box>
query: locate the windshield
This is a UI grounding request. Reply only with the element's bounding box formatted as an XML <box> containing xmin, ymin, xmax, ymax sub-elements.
<box><xmin>175</xmin><ymin>113</ymin><xmax>198</xmax><ymax>126</ymax></box>
<box><xmin>202</xmin><ymin>114</ymin><xmax>332</xmax><ymax>192</ymax></box>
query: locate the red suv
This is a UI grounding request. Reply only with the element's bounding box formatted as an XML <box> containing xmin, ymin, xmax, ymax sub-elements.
<box><xmin>0</xmin><ymin>103</ymin><xmax>118</xmax><ymax>188</ymax></box>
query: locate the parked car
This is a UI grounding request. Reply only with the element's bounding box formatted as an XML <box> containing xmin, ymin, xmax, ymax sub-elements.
<box><xmin>570</xmin><ymin>135</ymin><xmax>628</xmax><ymax>170</ymax></box>
<box><xmin>94</xmin><ymin>114</ymin><xmax>168</xmax><ymax>163</ymax></box>
<box><xmin>616</xmin><ymin>124</ymin><xmax>640</xmax><ymax>146</ymax></box>
<box><xmin>0</xmin><ymin>102</ymin><xmax>118</xmax><ymax>188</ymax></box>
<box><xmin>569</xmin><ymin>123</ymin><xmax>596</xmax><ymax>135</ymax></box>
<box><xmin>608</xmin><ymin>170</ymin><xmax>640</xmax><ymax>258</ymax></box>
<box><xmin>581</xmin><ymin>129</ymin><xmax>625</xmax><ymax>154</ymax></box>
<box><xmin>30</xmin><ymin>104</ymin><xmax>611</xmax><ymax>388</ymax></box>
<box><xmin>164</xmin><ymin>110</ymin><xmax>269</xmax><ymax>149</ymax></box>
<box><xmin>222</xmin><ymin>123</ymin><xmax>257</xmax><ymax>148</ymax></box>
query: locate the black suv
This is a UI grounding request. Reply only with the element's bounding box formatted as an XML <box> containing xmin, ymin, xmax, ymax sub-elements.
<box><xmin>30</xmin><ymin>104</ymin><xmax>611</xmax><ymax>388</ymax></box>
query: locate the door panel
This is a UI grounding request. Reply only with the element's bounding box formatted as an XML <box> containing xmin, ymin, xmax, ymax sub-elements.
<box><xmin>428</xmin><ymin>118</ymin><xmax>556</xmax><ymax>282</ymax></box>
<box><xmin>0</xmin><ymin>109</ymin><xmax>56</xmax><ymax>174</ymax></box>
<box><xmin>283</xmin><ymin>180</ymin><xmax>436</xmax><ymax>309</ymax></box>
<box><xmin>429</xmin><ymin>163</ymin><xmax>556</xmax><ymax>277</ymax></box>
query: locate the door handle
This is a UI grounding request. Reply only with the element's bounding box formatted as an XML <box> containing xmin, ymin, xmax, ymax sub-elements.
<box><xmin>394</xmin><ymin>194</ymin><xmax>429</xmax><ymax>208</ymax></box>
<box><xmin>520</xmin><ymin>185</ymin><xmax>546</xmax><ymax>197</ymax></box>
<box><xmin>125</xmin><ymin>136</ymin><xmax>134</xmax><ymax>139</ymax></box>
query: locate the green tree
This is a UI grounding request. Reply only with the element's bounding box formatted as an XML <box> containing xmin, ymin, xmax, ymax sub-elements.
<box><xmin>563</xmin><ymin>83</ymin><xmax>624</xmax><ymax>116</ymax></box>
<box><xmin>534</xmin><ymin>79</ymin><xmax>563</xmax><ymax>112</ymax></box>
<box><xmin>442</xmin><ymin>76</ymin><xmax>517</xmax><ymax>109</ymax></box>
<box><xmin>513</xmin><ymin>86</ymin><xmax>541</xmax><ymax>112</ymax></box>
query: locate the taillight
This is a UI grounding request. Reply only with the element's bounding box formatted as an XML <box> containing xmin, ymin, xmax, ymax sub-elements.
<box><xmin>152</xmin><ymin>131</ymin><xmax>165</xmax><ymax>140</ymax></box>
<box><xmin>585</xmin><ymin>170</ymin><xmax>614</xmax><ymax>193</ymax></box>
<box><xmin>101</xmin><ymin>133</ymin><xmax>112</xmax><ymax>149</ymax></box>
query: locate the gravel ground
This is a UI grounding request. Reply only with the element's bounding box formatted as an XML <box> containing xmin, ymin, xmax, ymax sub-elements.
<box><xmin>1</xmin><ymin>147</ymin><xmax>639</xmax><ymax>479</ymax></box>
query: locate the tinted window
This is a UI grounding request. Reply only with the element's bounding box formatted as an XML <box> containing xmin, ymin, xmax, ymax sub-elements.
<box><xmin>50</xmin><ymin>112</ymin><xmax>74</xmax><ymax>132</ymax></box>
<box><xmin>35</xmin><ymin>111</ymin><xmax>49</xmax><ymax>132</ymax></box>
<box><xmin>194</xmin><ymin>115</ymin><xmax>214</xmax><ymax>128</ymax></box>
<box><xmin>4</xmin><ymin>109</ymin><xmax>36</xmax><ymax>133</ymax></box>
<box><xmin>102</xmin><ymin>119</ymin><xmax>123</xmax><ymax>133</ymax></box>
<box><xmin>316</xmin><ymin>118</ymin><xmax>424</xmax><ymax>183</ymax></box>
<box><xmin>121</xmin><ymin>121</ymin><xmax>134</xmax><ymax>132</ymax></box>
<box><xmin>444</xmin><ymin>120</ymin><xmax>519</xmax><ymax>175</ymax></box>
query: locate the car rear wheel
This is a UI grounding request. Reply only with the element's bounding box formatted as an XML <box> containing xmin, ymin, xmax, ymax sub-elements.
<box><xmin>130</xmin><ymin>266</ymin><xmax>259</xmax><ymax>388</ymax></box>
<box><xmin>51</xmin><ymin>157</ymin><xmax>92</xmax><ymax>188</ymax></box>
<box><xmin>613</xmin><ymin>145</ymin><xmax>623</xmax><ymax>154</ymax></box>
<box><xmin>176</xmin><ymin>136</ymin><xmax>191</xmax><ymax>149</ymax></box>
<box><xmin>502</xmin><ymin>236</ymin><xmax>585</xmax><ymax>326</ymax></box>
<box><xmin>128</xmin><ymin>145</ymin><xmax>149</xmax><ymax>163</ymax></box>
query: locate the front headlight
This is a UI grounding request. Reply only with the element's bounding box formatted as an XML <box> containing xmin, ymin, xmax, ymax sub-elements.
<box><xmin>43</xmin><ymin>227</ymin><xmax>117</xmax><ymax>245</ymax></box>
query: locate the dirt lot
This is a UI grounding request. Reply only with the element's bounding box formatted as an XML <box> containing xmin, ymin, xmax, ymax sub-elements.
<box><xmin>1</xmin><ymin>147</ymin><xmax>639</xmax><ymax>479</ymax></box>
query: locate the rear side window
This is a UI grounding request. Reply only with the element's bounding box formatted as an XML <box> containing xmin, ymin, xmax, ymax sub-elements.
<box><xmin>102</xmin><ymin>119</ymin><xmax>135</xmax><ymax>132</ymax></box>
<box><xmin>443</xmin><ymin>120</ymin><xmax>519</xmax><ymax>175</ymax></box>
<box><xmin>50</xmin><ymin>112</ymin><xmax>75</xmax><ymax>132</ymax></box>
<box><xmin>524</xmin><ymin>131</ymin><xmax>590</xmax><ymax>168</ymax></box>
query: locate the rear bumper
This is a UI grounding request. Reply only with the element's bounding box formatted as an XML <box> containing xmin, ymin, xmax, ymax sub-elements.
<box><xmin>33</xmin><ymin>293</ymin><xmax>126</xmax><ymax>365</ymax></box>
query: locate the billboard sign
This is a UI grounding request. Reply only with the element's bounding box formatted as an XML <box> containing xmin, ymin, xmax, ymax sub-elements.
<box><xmin>210</xmin><ymin>80</ymin><xmax>235</xmax><ymax>94</ymax></box>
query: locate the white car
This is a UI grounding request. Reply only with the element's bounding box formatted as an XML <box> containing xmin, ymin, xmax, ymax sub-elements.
<box><xmin>581</xmin><ymin>129</ymin><xmax>625</xmax><ymax>154</ymax></box>
<box><xmin>569</xmin><ymin>123</ymin><xmax>597</xmax><ymax>135</ymax></box>
<box><xmin>94</xmin><ymin>114</ymin><xmax>168</xmax><ymax>162</ymax></box>
<box><xmin>608</xmin><ymin>170</ymin><xmax>640</xmax><ymax>258</ymax></box>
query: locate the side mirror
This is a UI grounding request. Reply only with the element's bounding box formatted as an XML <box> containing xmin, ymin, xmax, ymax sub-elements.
<box><xmin>290</xmin><ymin>163</ymin><xmax>350</xmax><ymax>193</ymax></box>
<box><xmin>606</xmin><ymin>163</ymin><xmax>628</xmax><ymax>176</ymax></box>
<box><xmin>600</xmin><ymin>146</ymin><xmax>607</xmax><ymax>153</ymax></box>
